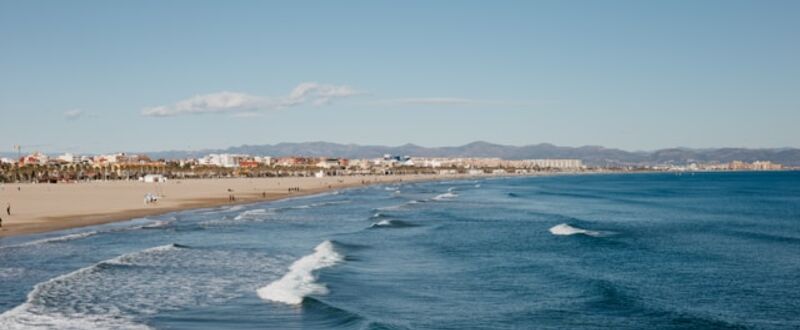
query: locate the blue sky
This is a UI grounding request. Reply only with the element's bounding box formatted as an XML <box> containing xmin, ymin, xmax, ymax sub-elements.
<box><xmin>1</xmin><ymin>0</ymin><xmax>798</xmax><ymax>153</ymax></box>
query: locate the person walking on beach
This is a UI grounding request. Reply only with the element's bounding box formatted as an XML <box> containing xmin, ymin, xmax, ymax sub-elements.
<box><xmin>6</xmin><ymin>203</ymin><xmax>10</xmax><ymax>216</ymax></box>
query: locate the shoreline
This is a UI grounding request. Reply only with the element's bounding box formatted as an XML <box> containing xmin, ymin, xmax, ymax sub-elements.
<box><xmin>0</xmin><ymin>173</ymin><xmax>518</xmax><ymax>238</ymax></box>
<box><xmin>3</xmin><ymin>170</ymin><xmax>788</xmax><ymax>239</ymax></box>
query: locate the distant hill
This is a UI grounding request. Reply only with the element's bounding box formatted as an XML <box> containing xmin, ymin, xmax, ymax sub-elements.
<box><xmin>139</xmin><ymin>141</ymin><xmax>800</xmax><ymax>166</ymax></box>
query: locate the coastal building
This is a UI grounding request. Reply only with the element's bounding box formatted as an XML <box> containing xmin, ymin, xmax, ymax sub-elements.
<box><xmin>93</xmin><ymin>152</ymin><xmax>138</xmax><ymax>165</ymax></box>
<box><xmin>316</xmin><ymin>158</ymin><xmax>341</xmax><ymax>169</ymax></box>
<box><xmin>20</xmin><ymin>152</ymin><xmax>49</xmax><ymax>166</ymax></box>
<box><xmin>414</xmin><ymin>158</ymin><xmax>442</xmax><ymax>168</ymax></box>
<box><xmin>141</xmin><ymin>174</ymin><xmax>167</xmax><ymax>183</ymax></box>
<box><xmin>254</xmin><ymin>156</ymin><xmax>273</xmax><ymax>166</ymax></box>
<box><xmin>57</xmin><ymin>153</ymin><xmax>76</xmax><ymax>163</ymax></box>
<box><xmin>198</xmin><ymin>154</ymin><xmax>242</xmax><ymax>168</ymax></box>
<box><xmin>729</xmin><ymin>161</ymin><xmax>748</xmax><ymax>170</ymax></box>
<box><xmin>752</xmin><ymin>161</ymin><xmax>782</xmax><ymax>170</ymax></box>
<box><xmin>406</xmin><ymin>157</ymin><xmax>583</xmax><ymax>170</ymax></box>
<box><xmin>522</xmin><ymin>159</ymin><xmax>584</xmax><ymax>169</ymax></box>
<box><xmin>239</xmin><ymin>161</ymin><xmax>260</xmax><ymax>168</ymax></box>
<box><xmin>276</xmin><ymin>157</ymin><xmax>321</xmax><ymax>167</ymax></box>
<box><xmin>347</xmin><ymin>159</ymin><xmax>372</xmax><ymax>170</ymax></box>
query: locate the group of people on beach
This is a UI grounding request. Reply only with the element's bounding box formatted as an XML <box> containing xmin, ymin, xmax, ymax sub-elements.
<box><xmin>288</xmin><ymin>187</ymin><xmax>300</xmax><ymax>193</ymax></box>
<box><xmin>0</xmin><ymin>202</ymin><xmax>11</xmax><ymax>228</ymax></box>
<box><xmin>143</xmin><ymin>193</ymin><xmax>159</xmax><ymax>205</ymax></box>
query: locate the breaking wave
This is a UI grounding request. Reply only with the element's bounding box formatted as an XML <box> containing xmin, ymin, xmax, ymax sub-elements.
<box><xmin>0</xmin><ymin>311</ymin><xmax>151</xmax><ymax>330</ymax></box>
<box><xmin>29</xmin><ymin>231</ymin><xmax>98</xmax><ymax>244</ymax></box>
<box><xmin>1</xmin><ymin>231</ymin><xmax>99</xmax><ymax>250</ymax></box>
<box><xmin>432</xmin><ymin>192</ymin><xmax>458</xmax><ymax>201</ymax></box>
<box><xmin>1</xmin><ymin>242</ymin><xmax>287</xmax><ymax>329</ymax></box>
<box><xmin>0</xmin><ymin>244</ymin><xmax>188</xmax><ymax>330</ymax></box>
<box><xmin>549</xmin><ymin>223</ymin><xmax>611</xmax><ymax>237</ymax></box>
<box><xmin>233</xmin><ymin>208</ymin><xmax>271</xmax><ymax>221</ymax></box>
<box><xmin>369</xmin><ymin>219</ymin><xmax>416</xmax><ymax>229</ymax></box>
<box><xmin>140</xmin><ymin>218</ymin><xmax>175</xmax><ymax>229</ymax></box>
<box><xmin>291</xmin><ymin>200</ymin><xmax>351</xmax><ymax>210</ymax></box>
<box><xmin>257</xmin><ymin>240</ymin><xmax>344</xmax><ymax>305</ymax></box>
<box><xmin>1</xmin><ymin>217</ymin><xmax>182</xmax><ymax>250</ymax></box>
<box><xmin>226</xmin><ymin>205</ymin><xmax>246</xmax><ymax>212</ymax></box>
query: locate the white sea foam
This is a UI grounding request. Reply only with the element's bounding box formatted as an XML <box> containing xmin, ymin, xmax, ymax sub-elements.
<box><xmin>228</xmin><ymin>205</ymin><xmax>246</xmax><ymax>211</ymax></box>
<box><xmin>140</xmin><ymin>219</ymin><xmax>173</xmax><ymax>229</ymax></box>
<box><xmin>0</xmin><ymin>310</ymin><xmax>152</xmax><ymax>330</ymax></box>
<box><xmin>549</xmin><ymin>223</ymin><xmax>609</xmax><ymax>237</ymax></box>
<box><xmin>372</xmin><ymin>219</ymin><xmax>393</xmax><ymax>227</ymax></box>
<box><xmin>234</xmin><ymin>208</ymin><xmax>270</xmax><ymax>220</ymax></box>
<box><xmin>33</xmin><ymin>231</ymin><xmax>98</xmax><ymax>244</ymax></box>
<box><xmin>257</xmin><ymin>240</ymin><xmax>344</xmax><ymax>305</ymax></box>
<box><xmin>307</xmin><ymin>200</ymin><xmax>351</xmax><ymax>208</ymax></box>
<box><xmin>0</xmin><ymin>244</ymin><xmax>186</xmax><ymax>330</ymax></box>
<box><xmin>282</xmin><ymin>200</ymin><xmax>350</xmax><ymax>211</ymax></box>
<box><xmin>369</xmin><ymin>219</ymin><xmax>414</xmax><ymax>229</ymax></box>
<box><xmin>432</xmin><ymin>192</ymin><xmax>458</xmax><ymax>201</ymax></box>
<box><xmin>376</xmin><ymin>204</ymin><xmax>403</xmax><ymax>211</ymax></box>
<box><xmin>1</xmin><ymin>243</ymin><xmax>286</xmax><ymax>329</ymax></box>
<box><xmin>1</xmin><ymin>231</ymin><xmax>99</xmax><ymax>250</ymax></box>
<box><xmin>0</xmin><ymin>267</ymin><xmax>27</xmax><ymax>279</ymax></box>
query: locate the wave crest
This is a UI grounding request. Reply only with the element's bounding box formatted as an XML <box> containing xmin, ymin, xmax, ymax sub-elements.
<box><xmin>233</xmin><ymin>208</ymin><xmax>271</xmax><ymax>221</ymax></box>
<box><xmin>257</xmin><ymin>240</ymin><xmax>344</xmax><ymax>305</ymax></box>
<box><xmin>369</xmin><ymin>219</ymin><xmax>415</xmax><ymax>229</ymax></box>
<box><xmin>549</xmin><ymin>223</ymin><xmax>610</xmax><ymax>237</ymax></box>
<box><xmin>432</xmin><ymin>192</ymin><xmax>458</xmax><ymax>201</ymax></box>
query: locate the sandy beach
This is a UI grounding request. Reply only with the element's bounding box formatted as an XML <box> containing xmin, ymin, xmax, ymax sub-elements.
<box><xmin>0</xmin><ymin>174</ymin><xmax>483</xmax><ymax>237</ymax></box>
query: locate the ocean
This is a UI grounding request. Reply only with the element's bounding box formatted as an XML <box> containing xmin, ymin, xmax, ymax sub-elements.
<box><xmin>1</xmin><ymin>172</ymin><xmax>798</xmax><ymax>329</ymax></box>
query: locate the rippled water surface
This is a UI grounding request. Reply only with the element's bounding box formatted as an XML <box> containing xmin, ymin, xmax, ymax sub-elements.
<box><xmin>1</xmin><ymin>172</ymin><xmax>799</xmax><ymax>329</ymax></box>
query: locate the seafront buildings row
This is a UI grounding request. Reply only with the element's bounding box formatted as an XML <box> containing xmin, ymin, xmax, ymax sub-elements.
<box><xmin>1</xmin><ymin>152</ymin><xmax>584</xmax><ymax>170</ymax></box>
<box><xmin>0</xmin><ymin>151</ymin><xmax>787</xmax><ymax>183</ymax></box>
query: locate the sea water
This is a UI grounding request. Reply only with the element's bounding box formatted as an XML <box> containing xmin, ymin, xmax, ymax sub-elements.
<box><xmin>1</xmin><ymin>172</ymin><xmax>798</xmax><ymax>329</ymax></box>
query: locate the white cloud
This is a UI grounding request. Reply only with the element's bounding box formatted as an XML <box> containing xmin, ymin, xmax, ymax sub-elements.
<box><xmin>371</xmin><ymin>97</ymin><xmax>481</xmax><ymax>106</ymax></box>
<box><xmin>368</xmin><ymin>97</ymin><xmax>538</xmax><ymax>108</ymax></box>
<box><xmin>285</xmin><ymin>82</ymin><xmax>360</xmax><ymax>107</ymax></box>
<box><xmin>141</xmin><ymin>82</ymin><xmax>360</xmax><ymax>117</ymax></box>
<box><xmin>141</xmin><ymin>92</ymin><xmax>268</xmax><ymax>117</ymax></box>
<box><xmin>64</xmin><ymin>109</ymin><xmax>84</xmax><ymax>120</ymax></box>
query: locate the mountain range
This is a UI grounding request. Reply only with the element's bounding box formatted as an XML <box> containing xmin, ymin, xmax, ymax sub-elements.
<box><xmin>137</xmin><ymin>141</ymin><xmax>800</xmax><ymax>167</ymax></box>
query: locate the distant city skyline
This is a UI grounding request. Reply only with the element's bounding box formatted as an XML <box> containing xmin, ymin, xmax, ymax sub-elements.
<box><xmin>1</xmin><ymin>1</ymin><xmax>799</xmax><ymax>154</ymax></box>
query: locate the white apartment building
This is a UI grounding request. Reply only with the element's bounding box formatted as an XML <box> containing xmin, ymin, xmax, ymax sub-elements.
<box><xmin>254</xmin><ymin>156</ymin><xmax>273</xmax><ymax>166</ymax></box>
<box><xmin>522</xmin><ymin>159</ymin><xmax>584</xmax><ymax>169</ymax></box>
<box><xmin>198</xmin><ymin>154</ymin><xmax>242</xmax><ymax>168</ymax></box>
<box><xmin>57</xmin><ymin>153</ymin><xmax>75</xmax><ymax>163</ymax></box>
